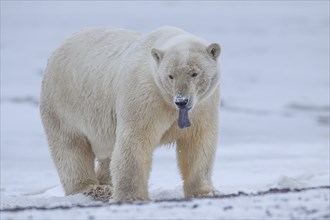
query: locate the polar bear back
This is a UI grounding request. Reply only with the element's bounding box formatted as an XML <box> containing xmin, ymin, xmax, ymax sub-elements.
<box><xmin>45</xmin><ymin>26</ymin><xmax>206</xmax><ymax>86</ymax></box>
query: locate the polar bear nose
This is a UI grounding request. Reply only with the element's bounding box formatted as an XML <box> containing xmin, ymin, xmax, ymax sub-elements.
<box><xmin>175</xmin><ymin>96</ymin><xmax>189</xmax><ymax>108</ymax></box>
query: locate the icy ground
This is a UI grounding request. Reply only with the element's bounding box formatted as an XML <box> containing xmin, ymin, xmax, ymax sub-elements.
<box><xmin>1</xmin><ymin>187</ymin><xmax>329</xmax><ymax>220</ymax></box>
<box><xmin>1</xmin><ymin>1</ymin><xmax>329</xmax><ymax>219</ymax></box>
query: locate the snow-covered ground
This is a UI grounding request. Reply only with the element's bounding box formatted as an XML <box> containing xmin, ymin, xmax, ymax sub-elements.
<box><xmin>1</xmin><ymin>1</ymin><xmax>329</xmax><ymax>219</ymax></box>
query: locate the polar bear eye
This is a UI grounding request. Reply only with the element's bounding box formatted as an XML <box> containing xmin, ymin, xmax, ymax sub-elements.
<box><xmin>191</xmin><ymin>73</ymin><xmax>198</xmax><ymax>77</ymax></box>
<box><xmin>169</xmin><ymin>75</ymin><xmax>174</xmax><ymax>79</ymax></box>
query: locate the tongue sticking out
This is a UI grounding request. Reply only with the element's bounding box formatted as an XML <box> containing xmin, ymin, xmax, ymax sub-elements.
<box><xmin>178</xmin><ymin>108</ymin><xmax>191</xmax><ymax>129</ymax></box>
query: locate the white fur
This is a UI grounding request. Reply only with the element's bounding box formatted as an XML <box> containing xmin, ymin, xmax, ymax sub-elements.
<box><xmin>40</xmin><ymin>26</ymin><xmax>221</xmax><ymax>202</ymax></box>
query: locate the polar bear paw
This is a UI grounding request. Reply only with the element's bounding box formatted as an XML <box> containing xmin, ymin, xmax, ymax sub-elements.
<box><xmin>189</xmin><ymin>186</ymin><xmax>221</xmax><ymax>198</ymax></box>
<box><xmin>193</xmin><ymin>189</ymin><xmax>221</xmax><ymax>198</ymax></box>
<box><xmin>204</xmin><ymin>189</ymin><xmax>222</xmax><ymax>197</ymax></box>
<box><xmin>83</xmin><ymin>185</ymin><xmax>112</xmax><ymax>202</ymax></box>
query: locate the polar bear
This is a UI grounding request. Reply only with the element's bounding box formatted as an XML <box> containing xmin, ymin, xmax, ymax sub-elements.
<box><xmin>40</xmin><ymin>26</ymin><xmax>221</xmax><ymax>202</ymax></box>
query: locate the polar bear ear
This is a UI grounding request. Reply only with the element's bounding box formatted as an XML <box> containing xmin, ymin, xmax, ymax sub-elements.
<box><xmin>151</xmin><ymin>48</ymin><xmax>164</xmax><ymax>64</ymax></box>
<box><xmin>207</xmin><ymin>43</ymin><xmax>221</xmax><ymax>60</ymax></box>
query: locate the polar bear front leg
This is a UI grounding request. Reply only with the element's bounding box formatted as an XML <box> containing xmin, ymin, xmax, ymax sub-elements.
<box><xmin>110</xmin><ymin>130</ymin><xmax>154</xmax><ymax>202</ymax></box>
<box><xmin>176</xmin><ymin>130</ymin><xmax>219</xmax><ymax>198</ymax></box>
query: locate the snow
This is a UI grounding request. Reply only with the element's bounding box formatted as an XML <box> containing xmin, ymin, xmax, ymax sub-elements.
<box><xmin>1</xmin><ymin>1</ymin><xmax>329</xmax><ymax>219</ymax></box>
<box><xmin>2</xmin><ymin>188</ymin><xmax>329</xmax><ymax>220</ymax></box>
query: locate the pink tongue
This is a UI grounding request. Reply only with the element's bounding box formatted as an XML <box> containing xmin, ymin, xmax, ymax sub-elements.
<box><xmin>178</xmin><ymin>108</ymin><xmax>191</xmax><ymax>129</ymax></box>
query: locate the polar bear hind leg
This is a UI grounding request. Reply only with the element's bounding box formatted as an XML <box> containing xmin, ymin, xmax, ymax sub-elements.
<box><xmin>96</xmin><ymin>158</ymin><xmax>112</xmax><ymax>186</ymax></box>
<box><xmin>46</xmin><ymin>121</ymin><xmax>112</xmax><ymax>201</ymax></box>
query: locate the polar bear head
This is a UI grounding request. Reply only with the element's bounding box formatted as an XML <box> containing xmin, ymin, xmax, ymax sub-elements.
<box><xmin>151</xmin><ymin>35</ymin><xmax>220</xmax><ymax>127</ymax></box>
